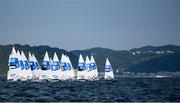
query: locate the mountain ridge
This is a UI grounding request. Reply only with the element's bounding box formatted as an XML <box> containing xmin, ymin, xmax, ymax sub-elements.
<box><xmin>0</xmin><ymin>44</ymin><xmax>180</xmax><ymax>75</ymax></box>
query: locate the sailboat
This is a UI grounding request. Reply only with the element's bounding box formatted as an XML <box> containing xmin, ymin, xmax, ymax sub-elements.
<box><xmin>77</xmin><ymin>54</ymin><xmax>87</xmax><ymax>80</ymax></box>
<box><xmin>29</xmin><ymin>52</ymin><xmax>40</xmax><ymax>80</ymax></box>
<box><xmin>104</xmin><ymin>58</ymin><xmax>114</xmax><ymax>79</ymax></box>
<box><xmin>29</xmin><ymin>53</ymin><xmax>35</xmax><ymax>79</ymax></box>
<box><xmin>67</xmin><ymin>56</ymin><xmax>75</xmax><ymax>80</ymax></box>
<box><xmin>51</xmin><ymin>52</ymin><xmax>61</xmax><ymax>80</ymax></box>
<box><xmin>39</xmin><ymin>51</ymin><xmax>51</xmax><ymax>80</ymax></box>
<box><xmin>90</xmin><ymin>55</ymin><xmax>99</xmax><ymax>80</ymax></box>
<box><xmin>16</xmin><ymin>50</ymin><xmax>24</xmax><ymax>80</ymax></box>
<box><xmin>60</xmin><ymin>54</ymin><xmax>69</xmax><ymax>80</ymax></box>
<box><xmin>21</xmin><ymin>51</ymin><xmax>33</xmax><ymax>81</ymax></box>
<box><xmin>20</xmin><ymin>51</ymin><xmax>28</xmax><ymax>81</ymax></box>
<box><xmin>33</xmin><ymin>54</ymin><xmax>41</xmax><ymax>79</ymax></box>
<box><xmin>85</xmin><ymin>56</ymin><xmax>93</xmax><ymax>80</ymax></box>
<box><xmin>7</xmin><ymin>47</ymin><xmax>21</xmax><ymax>81</ymax></box>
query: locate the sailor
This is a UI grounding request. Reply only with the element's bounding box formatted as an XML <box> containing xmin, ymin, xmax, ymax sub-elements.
<box><xmin>41</xmin><ymin>64</ymin><xmax>46</xmax><ymax>70</ymax></box>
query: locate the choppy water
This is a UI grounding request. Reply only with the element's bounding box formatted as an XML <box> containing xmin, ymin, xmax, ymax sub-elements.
<box><xmin>0</xmin><ymin>77</ymin><xmax>180</xmax><ymax>102</ymax></box>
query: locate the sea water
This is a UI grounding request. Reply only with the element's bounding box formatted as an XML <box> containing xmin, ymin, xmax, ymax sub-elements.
<box><xmin>0</xmin><ymin>77</ymin><xmax>180</xmax><ymax>102</ymax></box>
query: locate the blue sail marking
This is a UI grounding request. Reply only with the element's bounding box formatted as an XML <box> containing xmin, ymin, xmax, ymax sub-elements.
<box><xmin>86</xmin><ymin>63</ymin><xmax>92</xmax><ymax>71</ymax></box>
<box><xmin>78</xmin><ymin>63</ymin><xmax>86</xmax><ymax>71</ymax></box>
<box><xmin>9</xmin><ymin>58</ymin><xmax>19</xmax><ymax>68</ymax></box>
<box><xmin>61</xmin><ymin>62</ymin><xmax>68</xmax><ymax>71</ymax></box>
<box><xmin>67</xmin><ymin>63</ymin><xmax>71</xmax><ymax>70</ymax></box>
<box><xmin>29</xmin><ymin>61</ymin><xmax>36</xmax><ymax>70</ymax></box>
<box><xmin>51</xmin><ymin>61</ymin><xmax>60</xmax><ymax>71</ymax></box>
<box><xmin>24</xmin><ymin>61</ymin><xmax>30</xmax><ymax>70</ymax></box>
<box><xmin>105</xmin><ymin>65</ymin><xmax>113</xmax><ymax>72</ymax></box>
<box><xmin>42</xmin><ymin>61</ymin><xmax>51</xmax><ymax>70</ymax></box>
<box><xmin>35</xmin><ymin>62</ymin><xmax>40</xmax><ymax>70</ymax></box>
<box><xmin>19</xmin><ymin>60</ymin><xmax>24</xmax><ymax>70</ymax></box>
<box><xmin>91</xmin><ymin>63</ymin><xmax>97</xmax><ymax>70</ymax></box>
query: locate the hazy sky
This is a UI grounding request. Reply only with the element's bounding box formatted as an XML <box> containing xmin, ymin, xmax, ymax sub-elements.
<box><xmin>0</xmin><ymin>0</ymin><xmax>179</xmax><ymax>50</ymax></box>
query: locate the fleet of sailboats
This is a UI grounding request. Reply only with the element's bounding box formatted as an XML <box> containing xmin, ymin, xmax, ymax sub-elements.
<box><xmin>7</xmin><ymin>47</ymin><xmax>114</xmax><ymax>81</ymax></box>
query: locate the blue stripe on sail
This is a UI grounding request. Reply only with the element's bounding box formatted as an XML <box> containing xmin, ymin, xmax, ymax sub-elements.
<box><xmin>60</xmin><ymin>62</ymin><xmax>68</xmax><ymax>71</ymax></box>
<box><xmin>42</xmin><ymin>61</ymin><xmax>51</xmax><ymax>70</ymax></box>
<box><xmin>86</xmin><ymin>64</ymin><xmax>92</xmax><ymax>71</ymax></box>
<box><xmin>24</xmin><ymin>61</ymin><xmax>30</xmax><ymax>70</ymax></box>
<box><xmin>29</xmin><ymin>61</ymin><xmax>36</xmax><ymax>70</ymax></box>
<box><xmin>19</xmin><ymin>60</ymin><xmax>24</xmax><ymax>70</ymax></box>
<box><xmin>51</xmin><ymin>61</ymin><xmax>60</xmax><ymax>71</ymax></box>
<box><xmin>91</xmin><ymin>63</ymin><xmax>97</xmax><ymax>70</ymax></box>
<box><xmin>67</xmin><ymin>63</ymin><xmax>71</xmax><ymax>70</ymax></box>
<box><xmin>35</xmin><ymin>62</ymin><xmax>40</xmax><ymax>70</ymax></box>
<box><xmin>78</xmin><ymin>63</ymin><xmax>86</xmax><ymax>71</ymax></box>
<box><xmin>105</xmin><ymin>65</ymin><xmax>113</xmax><ymax>72</ymax></box>
<box><xmin>10</xmin><ymin>58</ymin><xmax>20</xmax><ymax>68</ymax></box>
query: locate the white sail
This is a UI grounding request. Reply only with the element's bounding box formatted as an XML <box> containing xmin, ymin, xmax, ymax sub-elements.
<box><xmin>64</xmin><ymin>55</ymin><xmax>70</xmax><ymax>79</ymax></box>
<box><xmin>62</xmin><ymin>55</ymin><xmax>71</xmax><ymax>80</ymax></box>
<box><xmin>17</xmin><ymin>50</ymin><xmax>24</xmax><ymax>80</ymax></box>
<box><xmin>60</xmin><ymin>53</ymin><xmax>65</xmax><ymax>80</ymax></box>
<box><xmin>60</xmin><ymin>54</ymin><xmax>69</xmax><ymax>80</ymax></box>
<box><xmin>7</xmin><ymin>47</ymin><xmax>21</xmax><ymax>81</ymax></box>
<box><xmin>77</xmin><ymin>54</ymin><xmax>87</xmax><ymax>80</ymax></box>
<box><xmin>85</xmin><ymin>56</ymin><xmax>93</xmax><ymax>80</ymax></box>
<box><xmin>68</xmin><ymin>56</ymin><xmax>75</xmax><ymax>79</ymax></box>
<box><xmin>49</xmin><ymin>57</ymin><xmax>53</xmax><ymax>66</ymax></box>
<box><xmin>28</xmin><ymin>52</ymin><xmax>39</xmax><ymax>80</ymax></box>
<box><xmin>51</xmin><ymin>52</ymin><xmax>61</xmax><ymax>80</ymax></box>
<box><xmin>67</xmin><ymin>56</ymin><xmax>75</xmax><ymax>79</ymax></box>
<box><xmin>21</xmin><ymin>51</ymin><xmax>33</xmax><ymax>80</ymax></box>
<box><xmin>39</xmin><ymin>51</ymin><xmax>51</xmax><ymax>80</ymax></box>
<box><xmin>90</xmin><ymin>55</ymin><xmax>99</xmax><ymax>79</ymax></box>
<box><xmin>20</xmin><ymin>51</ymin><xmax>28</xmax><ymax>81</ymax></box>
<box><xmin>104</xmin><ymin>58</ymin><xmax>114</xmax><ymax>79</ymax></box>
<box><xmin>29</xmin><ymin>52</ymin><xmax>36</xmax><ymax>79</ymax></box>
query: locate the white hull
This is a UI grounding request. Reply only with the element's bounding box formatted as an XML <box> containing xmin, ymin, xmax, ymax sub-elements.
<box><xmin>67</xmin><ymin>69</ymin><xmax>75</xmax><ymax>80</ymax></box>
<box><xmin>20</xmin><ymin>69</ymin><xmax>28</xmax><ymax>81</ymax></box>
<box><xmin>90</xmin><ymin>70</ymin><xmax>99</xmax><ymax>80</ymax></box>
<box><xmin>94</xmin><ymin>69</ymin><xmax>99</xmax><ymax>79</ymax></box>
<box><xmin>104</xmin><ymin>72</ymin><xmax>114</xmax><ymax>79</ymax></box>
<box><xmin>7</xmin><ymin>68</ymin><xmax>22</xmax><ymax>81</ymax></box>
<box><xmin>69</xmin><ymin>69</ymin><xmax>75</xmax><ymax>79</ymax></box>
<box><xmin>39</xmin><ymin>70</ymin><xmax>51</xmax><ymax>80</ymax></box>
<box><xmin>32</xmin><ymin>69</ymin><xmax>41</xmax><ymax>79</ymax></box>
<box><xmin>86</xmin><ymin>70</ymin><xmax>93</xmax><ymax>80</ymax></box>
<box><xmin>77</xmin><ymin>70</ymin><xmax>89</xmax><ymax>80</ymax></box>
<box><xmin>60</xmin><ymin>70</ymin><xmax>74</xmax><ymax>80</ymax></box>
<box><xmin>51</xmin><ymin>70</ymin><xmax>62</xmax><ymax>80</ymax></box>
